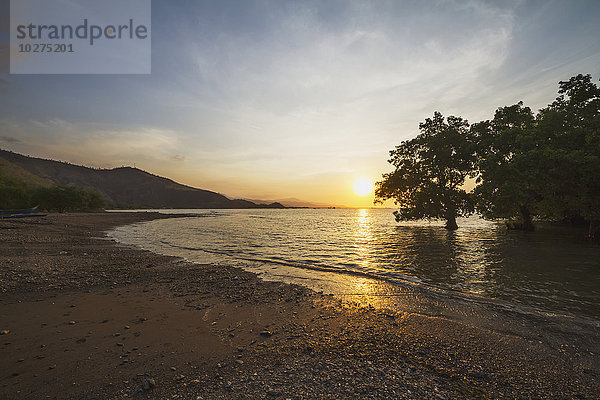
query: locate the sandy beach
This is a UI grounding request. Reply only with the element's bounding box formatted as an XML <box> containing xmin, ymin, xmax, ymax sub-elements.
<box><xmin>1</xmin><ymin>212</ymin><xmax>598</xmax><ymax>399</ymax></box>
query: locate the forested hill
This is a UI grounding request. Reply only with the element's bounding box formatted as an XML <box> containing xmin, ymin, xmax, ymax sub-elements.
<box><xmin>0</xmin><ymin>149</ymin><xmax>284</xmax><ymax>209</ymax></box>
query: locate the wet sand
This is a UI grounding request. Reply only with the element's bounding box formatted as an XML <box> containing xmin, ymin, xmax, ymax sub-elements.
<box><xmin>0</xmin><ymin>213</ymin><xmax>598</xmax><ymax>399</ymax></box>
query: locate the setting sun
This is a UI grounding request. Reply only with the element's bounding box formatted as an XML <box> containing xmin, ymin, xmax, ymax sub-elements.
<box><xmin>353</xmin><ymin>177</ymin><xmax>374</xmax><ymax>197</ymax></box>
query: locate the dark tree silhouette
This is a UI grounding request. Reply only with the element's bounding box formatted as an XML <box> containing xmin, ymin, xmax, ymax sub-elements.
<box><xmin>375</xmin><ymin>112</ymin><xmax>476</xmax><ymax>230</ymax></box>
<box><xmin>536</xmin><ymin>74</ymin><xmax>600</xmax><ymax>238</ymax></box>
<box><xmin>472</xmin><ymin>102</ymin><xmax>542</xmax><ymax>230</ymax></box>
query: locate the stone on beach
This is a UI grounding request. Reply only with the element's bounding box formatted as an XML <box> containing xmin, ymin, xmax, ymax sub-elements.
<box><xmin>141</xmin><ymin>378</ymin><xmax>155</xmax><ymax>391</ymax></box>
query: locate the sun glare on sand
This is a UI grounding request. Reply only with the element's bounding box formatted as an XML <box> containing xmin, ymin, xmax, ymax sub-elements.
<box><xmin>353</xmin><ymin>177</ymin><xmax>374</xmax><ymax>197</ymax></box>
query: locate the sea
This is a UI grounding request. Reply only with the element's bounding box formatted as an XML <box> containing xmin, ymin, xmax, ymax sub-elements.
<box><xmin>109</xmin><ymin>208</ymin><xmax>600</xmax><ymax>325</ymax></box>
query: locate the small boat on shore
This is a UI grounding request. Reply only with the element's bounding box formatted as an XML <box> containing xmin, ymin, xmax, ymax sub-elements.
<box><xmin>0</xmin><ymin>205</ymin><xmax>46</xmax><ymax>219</ymax></box>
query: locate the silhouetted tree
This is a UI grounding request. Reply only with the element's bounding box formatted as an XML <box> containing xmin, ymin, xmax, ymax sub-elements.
<box><xmin>375</xmin><ymin>112</ymin><xmax>476</xmax><ymax>230</ymax></box>
<box><xmin>376</xmin><ymin>74</ymin><xmax>599</xmax><ymax>238</ymax></box>
<box><xmin>472</xmin><ymin>102</ymin><xmax>542</xmax><ymax>230</ymax></box>
<box><xmin>536</xmin><ymin>74</ymin><xmax>600</xmax><ymax>238</ymax></box>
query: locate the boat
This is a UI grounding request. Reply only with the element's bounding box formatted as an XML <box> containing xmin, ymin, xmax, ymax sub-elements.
<box><xmin>0</xmin><ymin>205</ymin><xmax>46</xmax><ymax>219</ymax></box>
<box><xmin>0</xmin><ymin>205</ymin><xmax>40</xmax><ymax>215</ymax></box>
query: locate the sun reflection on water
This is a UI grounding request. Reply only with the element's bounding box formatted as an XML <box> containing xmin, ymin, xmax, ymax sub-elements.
<box><xmin>354</xmin><ymin>209</ymin><xmax>373</xmax><ymax>269</ymax></box>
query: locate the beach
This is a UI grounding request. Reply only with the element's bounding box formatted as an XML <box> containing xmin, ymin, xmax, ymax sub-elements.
<box><xmin>1</xmin><ymin>213</ymin><xmax>598</xmax><ymax>399</ymax></box>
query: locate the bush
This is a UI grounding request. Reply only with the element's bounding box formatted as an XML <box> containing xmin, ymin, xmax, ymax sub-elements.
<box><xmin>33</xmin><ymin>186</ymin><xmax>106</xmax><ymax>212</ymax></box>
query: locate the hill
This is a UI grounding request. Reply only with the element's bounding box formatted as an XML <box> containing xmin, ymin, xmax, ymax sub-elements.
<box><xmin>245</xmin><ymin>197</ymin><xmax>346</xmax><ymax>208</ymax></box>
<box><xmin>0</xmin><ymin>149</ymin><xmax>284</xmax><ymax>209</ymax></box>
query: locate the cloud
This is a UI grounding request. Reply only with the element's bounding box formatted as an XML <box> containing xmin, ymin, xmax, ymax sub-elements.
<box><xmin>0</xmin><ymin>118</ymin><xmax>181</xmax><ymax>168</ymax></box>
<box><xmin>30</xmin><ymin>118</ymin><xmax>74</xmax><ymax>131</ymax></box>
<box><xmin>0</xmin><ymin>135</ymin><xmax>20</xmax><ymax>143</ymax></box>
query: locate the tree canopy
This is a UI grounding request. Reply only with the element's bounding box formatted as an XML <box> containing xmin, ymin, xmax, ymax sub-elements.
<box><xmin>536</xmin><ymin>74</ymin><xmax>600</xmax><ymax>237</ymax></box>
<box><xmin>375</xmin><ymin>112</ymin><xmax>476</xmax><ymax>230</ymax></box>
<box><xmin>472</xmin><ymin>102</ymin><xmax>542</xmax><ymax>230</ymax></box>
<box><xmin>377</xmin><ymin>74</ymin><xmax>600</xmax><ymax>238</ymax></box>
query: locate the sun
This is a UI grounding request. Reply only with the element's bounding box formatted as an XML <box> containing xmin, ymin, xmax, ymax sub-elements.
<box><xmin>353</xmin><ymin>177</ymin><xmax>374</xmax><ymax>197</ymax></box>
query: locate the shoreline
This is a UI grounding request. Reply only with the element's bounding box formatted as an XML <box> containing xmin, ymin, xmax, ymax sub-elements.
<box><xmin>1</xmin><ymin>212</ymin><xmax>598</xmax><ymax>399</ymax></box>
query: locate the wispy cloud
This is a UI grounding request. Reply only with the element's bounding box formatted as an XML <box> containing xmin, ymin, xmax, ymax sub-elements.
<box><xmin>0</xmin><ymin>135</ymin><xmax>20</xmax><ymax>143</ymax></box>
<box><xmin>0</xmin><ymin>118</ymin><xmax>181</xmax><ymax>169</ymax></box>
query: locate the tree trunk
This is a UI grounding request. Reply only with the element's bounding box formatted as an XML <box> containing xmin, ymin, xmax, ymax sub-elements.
<box><xmin>589</xmin><ymin>220</ymin><xmax>600</xmax><ymax>240</ymax></box>
<box><xmin>520</xmin><ymin>206</ymin><xmax>535</xmax><ymax>231</ymax></box>
<box><xmin>445</xmin><ymin>214</ymin><xmax>459</xmax><ymax>230</ymax></box>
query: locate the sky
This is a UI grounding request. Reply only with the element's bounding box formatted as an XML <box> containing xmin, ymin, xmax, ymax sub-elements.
<box><xmin>1</xmin><ymin>0</ymin><xmax>599</xmax><ymax>207</ymax></box>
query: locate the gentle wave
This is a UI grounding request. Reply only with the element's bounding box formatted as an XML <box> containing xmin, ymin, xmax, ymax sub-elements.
<box><xmin>159</xmin><ymin>239</ymin><xmax>423</xmax><ymax>285</ymax></box>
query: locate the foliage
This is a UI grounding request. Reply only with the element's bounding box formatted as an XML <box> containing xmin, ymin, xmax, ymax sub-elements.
<box><xmin>0</xmin><ymin>165</ymin><xmax>106</xmax><ymax>212</ymax></box>
<box><xmin>0</xmin><ymin>167</ymin><xmax>33</xmax><ymax>209</ymax></box>
<box><xmin>378</xmin><ymin>74</ymin><xmax>600</xmax><ymax>238</ymax></box>
<box><xmin>375</xmin><ymin>112</ymin><xmax>476</xmax><ymax>230</ymax></box>
<box><xmin>537</xmin><ymin>75</ymin><xmax>600</xmax><ymax>226</ymax></box>
<box><xmin>33</xmin><ymin>185</ymin><xmax>106</xmax><ymax>212</ymax></box>
<box><xmin>472</xmin><ymin>102</ymin><xmax>542</xmax><ymax>230</ymax></box>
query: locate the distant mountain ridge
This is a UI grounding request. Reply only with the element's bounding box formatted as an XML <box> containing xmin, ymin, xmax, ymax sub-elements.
<box><xmin>0</xmin><ymin>149</ymin><xmax>284</xmax><ymax>209</ymax></box>
<box><xmin>245</xmin><ymin>197</ymin><xmax>342</xmax><ymax>208</ymax></box>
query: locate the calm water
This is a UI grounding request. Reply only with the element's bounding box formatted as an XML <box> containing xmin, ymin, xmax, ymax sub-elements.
<box><xmin>110</xmin><ymin>209</ymin><xmax>600</xmax><ymax>321</ymax></box>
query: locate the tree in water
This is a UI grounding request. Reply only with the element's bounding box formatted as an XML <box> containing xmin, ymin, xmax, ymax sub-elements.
<box><xmin>536</xmin><ymin>74</ymin><xmax>600</xmax><ymax>238</ymax></box>
<box><xmin>375</xmin><ymin>112</ymin><xmax>476</xmax><ymax>230</ymax></box>
<box><xmin>472</xmin><ymin>102</ymin><xmax>542</xmax><ymax>231</ymax></box>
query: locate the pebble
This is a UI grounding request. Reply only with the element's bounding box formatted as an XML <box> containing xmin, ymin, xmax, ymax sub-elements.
<box><xmin>469</xmin><ymin>371</ymin><xmax>488</xmax><ymax>379</ymax></box>
<box><xmin>69</xmin><ymin>321</ymin><xmax>76</xmax><ymax>325</ymax></box>
<box><xmin>1</xmin><ymin>330</ymin><xmax>10</xmax><ymax>335</ymax></box>
<box><xmin>142</xmin><ymin>378</ymin><xmax>155</xmax><ymax>391</ymax></box>
<box><xmin>260</xmin><ymin>330</ymin><xmax>273</xmax><ymax>337</ymax></box>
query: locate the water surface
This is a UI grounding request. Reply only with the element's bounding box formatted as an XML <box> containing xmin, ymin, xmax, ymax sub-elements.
<box><xmin>110</xmin><ymin>209</ymin><xmax>600</xmax><ymax>322</ymax></box>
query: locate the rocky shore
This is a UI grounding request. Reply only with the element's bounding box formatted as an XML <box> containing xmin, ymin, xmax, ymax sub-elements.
<box><xmin>0</xmin><ymin>213</ymin><xmax>598</xmax><ymax>399</ymax></box>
